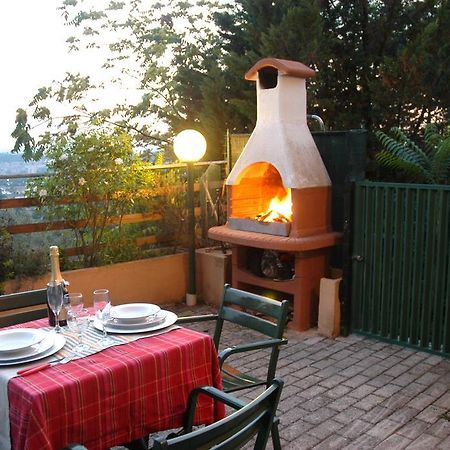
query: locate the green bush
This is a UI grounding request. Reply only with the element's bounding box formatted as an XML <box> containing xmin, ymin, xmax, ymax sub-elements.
<box><xmin>27</xmin><ymin>129</ymin><xmax>158</xmax><ymax>267</ymax></box>
<box><xmin>375</xmin><ymin>124</ymin><xmax>450</xmax><ymax>184</ymax></box>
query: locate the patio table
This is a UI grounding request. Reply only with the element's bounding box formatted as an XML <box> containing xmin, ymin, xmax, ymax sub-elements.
<box><xmin>1</xmin><ymin>316</ymin><xmax>224</xmax><ymax>450</ymax></box>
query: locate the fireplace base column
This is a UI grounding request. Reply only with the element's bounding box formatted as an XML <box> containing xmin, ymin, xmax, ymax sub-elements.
<box><xmin>231</xmin><ymin>245</ymin><xmax>331</xmax><ymax>331</ymax></box>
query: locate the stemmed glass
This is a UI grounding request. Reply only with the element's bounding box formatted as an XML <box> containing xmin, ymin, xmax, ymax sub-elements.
<box><xmin>64</xmin><ymin>293</ymin><xmax>84</xmax><ymax>314</ymax></box>
<box><xmin>67</xmin><ymin>308</ymin><xmax>90</xmax><ymax>353</ymax></box>
<box><xmin>47</xmin><ymin>281</ymin><xmax>64</xmax><ymax>333</ymax></box>
<box><xmin>93</xmin><ymin>289</ymin><xmax>114</xmax><ymax>346</ymax></box>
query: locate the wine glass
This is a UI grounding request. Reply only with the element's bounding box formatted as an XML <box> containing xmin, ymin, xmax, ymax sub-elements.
<box><xmin>47</xmin><ymin>281</ymin><xmax>64</xmax><ymax>333</ymax></box>
<box><xmin>67</xmin><ymin>308</ymin><xmax>90</xmax><ymax>353</ymax></box>
<box><xmin>64</xmin><ymin>293</ymin><xmax>84</xmax><ymax>314</ymax></box>
<box><xmin>93</xmin><ymin>289</ymin><xmax>114</xmax><ymax>346</ymax></box>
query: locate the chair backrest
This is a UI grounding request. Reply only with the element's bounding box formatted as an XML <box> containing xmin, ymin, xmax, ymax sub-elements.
<box><xmin>213</xmin><ymin>284</ymin><xmax>289</xmax><ymax>348</ymax></box>
<box><xmin>0</xmin><ymin>289</ymin><xmax>48</xmax><ymax>328</ymax></box>
<box><xmin>152</xmin><ymin>379</ymin><xmax>284</xmax><ymax>450</ymax></box>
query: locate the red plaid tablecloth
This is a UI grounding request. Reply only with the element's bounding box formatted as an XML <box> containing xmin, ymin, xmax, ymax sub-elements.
<box><xmin>7</xmin><ymin>319</ymin><xmax>224</xmax><ymax>450</ymax></box>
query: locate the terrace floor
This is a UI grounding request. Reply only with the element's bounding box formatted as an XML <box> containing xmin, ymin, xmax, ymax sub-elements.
<box><xmin>154</xmin><ymin>302</ymin><xmax>450</xmax><ymax>450</ymax></box>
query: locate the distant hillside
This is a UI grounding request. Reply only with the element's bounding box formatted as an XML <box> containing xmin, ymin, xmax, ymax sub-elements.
<box><xmin>0</xmin><ymin>152</ymin><xmax>47</xmax><ymax>175</ymax></box>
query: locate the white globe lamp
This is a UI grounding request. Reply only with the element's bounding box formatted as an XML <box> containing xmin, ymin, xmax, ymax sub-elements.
<box><xmin>173</xmin><ymin>129</ymin><xmax>207</xmax><ymax>162</ymax></box>
<box><xmin>173</xmin><ymin>129</ymin><xmax>207</xmax><ymax>306</ymax></box>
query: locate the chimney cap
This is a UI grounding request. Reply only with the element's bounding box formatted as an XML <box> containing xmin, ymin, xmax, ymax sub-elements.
<box><xmin>245</xmin><ymin>58</ymin><xmax>315</xmax><ymax>81</ymax></box>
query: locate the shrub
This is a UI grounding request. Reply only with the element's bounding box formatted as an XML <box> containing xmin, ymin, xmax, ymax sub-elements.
<box><xmin>375</xmin><ymin>124</ymin><xmax>450</xmax><ymax>184</ymax></box>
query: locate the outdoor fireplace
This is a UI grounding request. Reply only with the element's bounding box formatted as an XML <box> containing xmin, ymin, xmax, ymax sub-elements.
<box><xmin>208</xmin><ymin>58</ymin><xmax>341</xmax><ymax>331</ymax></box>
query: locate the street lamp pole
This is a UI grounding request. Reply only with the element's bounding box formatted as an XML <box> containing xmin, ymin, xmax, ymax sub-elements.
<box><xmin>186</xmin><ymin>161</ymin><xmax>196</xmax><ymax>305</ymax></box>
<box><xmin>173</xmin><ymin>129</ymin><xmax>207</xmax><ymax>307</ymax></box>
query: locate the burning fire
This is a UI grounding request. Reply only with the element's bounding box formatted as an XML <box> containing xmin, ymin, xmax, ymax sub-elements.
<box><xmin>256</xmin><ymin>190</ymin><xmax>292</xmax><ymax>223</ymax></box>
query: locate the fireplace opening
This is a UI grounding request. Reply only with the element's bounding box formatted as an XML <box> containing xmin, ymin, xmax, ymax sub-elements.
<box><xmin>228</xmin><ymin>162</ymin><xmax>293</xmax><ymax>236</ymax></box>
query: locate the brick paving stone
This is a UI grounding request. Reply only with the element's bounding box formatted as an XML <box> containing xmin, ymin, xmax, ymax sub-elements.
<box><xmin>333</xmin><ymin>356</ymin><xmax>360</xmax><ymax>369</ymax></box>
<box><xmin>308</xmin><ymin>419</ymin><xmax>344</xmax><ymax>441</ymax></box>
<box><xmin>402</xmin><ymin>381</ymin><xmax>427</xmax><ymax>397</ymax></box>
<box><xmin>338</xmin><ymin>365</ymin><xmax>366</xmax><ymax>377</ymax></box>
<box><xmin>384</xmin><ymin>363</ymin><xmax>410</xmax><ymax>377</ymax></box>
<box><xmin>406</xmin><ymin>393</ymin><xmax>436</xmax><ymax>411</ymax></box>
<box><xmin>373</xmin><ymin>383</ymin><xmax>403</xmax><ymax>398</ymax></box>
<box><xmin>314</xmin><ymin>365</ymin><xmax>342</xmax><ymax>378</ymax></box>
<box><xmin>333</xmin><ymin>406</ymin><xmax>366</xmax><ymax>425</ymax></box>
<box><xmin>319</xmin><ymin>374</ymin><xmax>348</xmax><ymax>389</ymax></box>
<box><xmin>356</xmin><ymin>355</ymin><xmax>382</xmax><ymax>368</ymax></box>
<box><xmin>302</xmin><ymin>396</ymin><xmax>333</xmax><ymax>412</ymax></box>
<box><xmin>278</xmin><ymin>395</ymin><xmax>309</xmax><ymax>413</ymax></box>
<box><xmin>327</xmin><ymin>396</ymin><xmax>358</xmax><ymax>412</ymax></box>
<box><xmin>301</xmin><ymin>385</ymin><xmax>328</xmax><ymax>399</ymax></box>
<box><xmin>312</xmin><ymin>434</ymin><xmax>351</xmax><ymax>450</ymax></box>
<box><xmin>396</xmin><ymin>419</ymin><xmax>430</xmax><ymax>440</ymax></box>
<box><xmin>324</xmin><ymin>384</ymin><xmax>352</xmax><ymax>400</ymax></box>
<box><xmin>337</xmin><ymin>419</ymin><xmax>372</xmax><ymax>439</ymax></box>
<box><xmin>392</xmin><ymin>372</ymin><xmax>419</xmax><ymax>387</ymax></box>
<box><xmin>367</xmin><ymin>374</ymin><xmax>395</xmax><ymax>388</ymax></box>
<box><xmin>341</xmin><ymin>434</ymin><xmax>381</xmax><ymax>449</ymax></box>
<box><xmin>353</xmin><ymin>393</ymin><xmax>385</xmax><ymax>411</ymax></box>
<box><xmin>423</xmin><ymin>382</ymin><xmax>449</xmax><ymax>398</ymax></box>
<box><xmin>381</xmin><ymin>392</ymin><xmax>413</xmax><ymax>410</ymax></box>
<box><xmin>348</xmin><ymin>384</ymin><xmax>377</xmax><ymax>399</ymax></box>
<box><xmin>415</xmin><ymin>371</ymin><xmax>441</xmax><ymax>386</ymax></box>
<box><xmin>366</xmin><ymin>418</ymin><xmax>403</xmax><ymax>439</ymax></box>
<box><xmin>342</xmin><ymin>374</ymin><xmax>370</xmax><ymax>388</ymax></box>
<box><xmin>437</xmin><ymin>434</ymin><xmax>450</xmax><ymax>449</ymax></box>
<box><xmin>311</xmin><ymin>358</ymin><xmax>336</xmax><ymax>369</ymax></box>
<box><xmin>360</xmin><ymin>364</ymin><xmax>387</xmax><ymax>378</ymax></box>
<box><xmin>387</xmin><ymin>406</ymin><xmax>420</xmax><ymax>425</ymax></box>
<box><xmin>405</xmin><ymin>433</ymin><xmax>442</xmax><ymax>449</ymax></box>
<box><xmin>282</xmin><ymin>420</ymin><xmax>315</xmax><ymax>441</ymax></box>
<box><xmin>415</xmin><ymin>404</ymin><xmax>447</xmax><ymax>424</ymax></box>
<box><xmin>361</xmin><ymin>406</ymin><xmax>393</xmax><ymax>424</ymax></box>
<box><xmin>284</xmin><ymin>433</ymin><xmax>321</xmax><ymax>449</ymax></box>
<box><xmin>374</xmin><ymin>433</ymin><xmax>412</xmax><ymax>449</ymax></box>
<box><xmin>434</xmin><ymin>392</ymin><xmax>450</xmax><ymax>408</ymax></box>
<box><xmin>295</xmin><ymin>375</ymin><xmax>324</xmax><ymax>390</ymax></box>
<box><xmin>426</xmin><ymin>418</ymin><xmax>450</xmax><ymax>439</ymax></box>
<box><xmin>303</xmin><ymin>407</ymin><xmax>337</xmax><ymax>425</ymax></box>
<box><xmin>379</xmin><ymin>355</ymin><xmax>404</xmax><ymax>369</ymax></box>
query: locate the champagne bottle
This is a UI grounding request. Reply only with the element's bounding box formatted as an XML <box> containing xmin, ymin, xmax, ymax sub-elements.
<box><xmin>48</xmin><ymin>246</ymin><xmax>69</xmax><ymax>327</ymax></box>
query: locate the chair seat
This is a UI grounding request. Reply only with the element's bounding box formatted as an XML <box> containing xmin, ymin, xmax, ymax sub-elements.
<box><xmin>221</xmin><ymin>363</ymin><xmax>266</xmax><ymax>392</ymax></box>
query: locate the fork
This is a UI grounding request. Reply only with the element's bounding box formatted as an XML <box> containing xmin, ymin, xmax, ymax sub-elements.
<box><xmin>17</xmin><ymin>355</ymin><xmax>73</xmax><ymax>377</ymax></box>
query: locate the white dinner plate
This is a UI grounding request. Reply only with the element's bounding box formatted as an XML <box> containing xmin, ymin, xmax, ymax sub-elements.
<box><xmin>110</xmin><ymin>303</ymin><xmax>161</xmax><ymax>323</ymax></box>
<box><xmin>108</xmin><ymin>310</ymin><xmax>167</xmax><ymax>329</ymax></box>
<box><xmin>0</xmin><ymin>334</ymin><xmax>66</xmax><ymax>367</ymax></box>
<box><xmin>94</xmin><ymin>310</ymin><xmax>177</xmax><ymax>334</ymax></box>
<box><xmin>0</xmin><ymin>331</ymin><xmax>55</xmax><ymax>362</ymax></box>
<box><xmin>0</xmin><ymin>328</ymin><xmax>47</xmax><ymax>354</ymax></box>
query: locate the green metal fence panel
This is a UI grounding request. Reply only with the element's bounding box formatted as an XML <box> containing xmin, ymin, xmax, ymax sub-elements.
<box><xmin>352</xmin><ymin>181</ymin><xmax>450</xmax><ymax>356</ymax></box>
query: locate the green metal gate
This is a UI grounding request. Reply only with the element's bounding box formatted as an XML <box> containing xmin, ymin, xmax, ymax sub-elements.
<box><xmin>351</xmin><ymin>181</ymin><xmax>450</xmax><ymax>356</ymax></box>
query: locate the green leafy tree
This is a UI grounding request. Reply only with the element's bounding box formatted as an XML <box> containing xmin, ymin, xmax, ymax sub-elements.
<box><xmin>0</xmin><ymin>226</ymin><xmax>14</xmax><ymax>294</ymax></box>
<box><xmin>11</xmin><ymin>0</ymin><xmax>449</xmax><ymax>162</ymax></box>
<box><xmin>27</xmin><ymin>129</ymin><xmax>158</xmax><ymax>266</ymax></box>
<box><xmin>375</xmin><ymin>124</ymin><xmax>450</xmax><ymax>184</ymax></box>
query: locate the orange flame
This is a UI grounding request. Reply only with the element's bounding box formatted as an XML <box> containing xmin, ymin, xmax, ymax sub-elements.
<box><xmin>257</xmin><ymin>190</ymin><xmax>292</xmax><ymax>223</ymax></box>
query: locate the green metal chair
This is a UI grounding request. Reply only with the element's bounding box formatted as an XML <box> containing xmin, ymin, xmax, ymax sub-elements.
<box><xmin>62</xmin><ymin>379</ymin><xmax>283</xmax><ymax>450</ymax></box>
<box><xmin>0</xmin><ymin>288</ymin><xmax>47</xmax><ymax>328</ymax></box>
<box><xmin>177</xmin><ymin>284</ymin><xmax>289</xmax><ymax>449</ymax></box>
<box><xmin>153</xmin><ymin>379</ymin><xmax>283</xmax><ymax>450</ymax></box>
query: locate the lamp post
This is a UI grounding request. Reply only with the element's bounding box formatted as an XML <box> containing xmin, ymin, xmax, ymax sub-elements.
<box><xmin>173</xmin><ymin>129</ymin><xmax>207</xmax><ymax>306</ymax></box>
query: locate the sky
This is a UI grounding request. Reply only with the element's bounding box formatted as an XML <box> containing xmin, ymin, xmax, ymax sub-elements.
<box><xmin>0</xmin><ymin>1</ymin><xmax>97</xmax><ymax>152</ymax></box>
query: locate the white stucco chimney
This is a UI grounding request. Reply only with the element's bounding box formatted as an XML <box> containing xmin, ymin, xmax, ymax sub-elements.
<box><xmin>226</xmin><ymin>58</ymin><xmax>331</xmax><ymax>188</ymax></box>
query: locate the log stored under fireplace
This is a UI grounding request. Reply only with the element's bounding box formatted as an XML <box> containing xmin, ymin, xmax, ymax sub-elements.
<box><xmin>209</xmin><ymin>58</ymin><xmax>341</xmax><ymax>331</ymax></box>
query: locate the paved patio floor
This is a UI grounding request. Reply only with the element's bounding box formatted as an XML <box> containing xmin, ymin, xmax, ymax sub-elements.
<box><xmin>161</xmin><ymin>303</ymin><xmax>450</xmax><ymax>450</ymax></box>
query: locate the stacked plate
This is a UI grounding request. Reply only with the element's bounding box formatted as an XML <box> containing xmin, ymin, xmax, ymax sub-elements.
<box><xmin>0</xmin><ymin>328</ymin><xmax>66</xmax><ymax>366</ymax></box>
<box><xmin>93</xmin><ymin>303</ymin><xmax>177</xmax><ymax>334</ymax></box>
